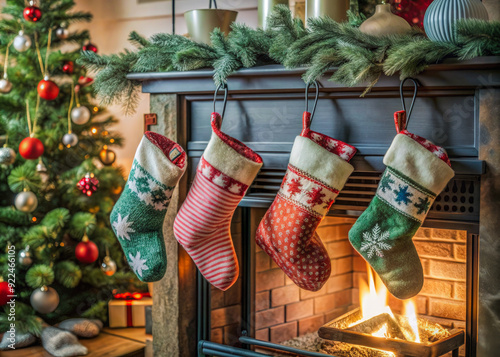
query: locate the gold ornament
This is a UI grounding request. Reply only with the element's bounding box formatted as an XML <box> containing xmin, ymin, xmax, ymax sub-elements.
<box><xmin>99</xmin><ymin>146</ymin><xmax>116</xmax><ymax>166</ymax></box>
<box><xmin>359</xmin><ymin>1</ymin><xmax>411</xmax><ymax>37</ymax></box>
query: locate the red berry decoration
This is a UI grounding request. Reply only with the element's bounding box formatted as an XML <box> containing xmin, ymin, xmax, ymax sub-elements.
<box><xmin>82</xmin><ymin>42</ymin><xmax>98</xmax><ymax>53</ymax></box>
<box><xmin>0</xmin><ymin>281</ymin><xmax>14</xmax><ymax>306</ymax></box>
<box><xmin>19</xmin><ymin>137</ymin><xmax>44</xmax><ymax>160</ymax></box>
<box><xmin>77</xmin><ymin>172</ymin><xmax>99</xmax><ymax>197</ymax></box>
<box><xmin>75</xmin><ymin>236</ymin><xmax>99</xmax><ymax>264</ymax></box>
<box><xmin>23</xmin><ymin>5</ymin><xmax>42</xmax><ymax>22</ymax></box>
<box><xmin>37</xmin><ymin>77</ymin><xmax>59</xmax><ymax>100</ymax></box>
<box><xmin>62</xmin><ymin>61</ymin><xmax>74</xmax><ymax>74</ymax></box>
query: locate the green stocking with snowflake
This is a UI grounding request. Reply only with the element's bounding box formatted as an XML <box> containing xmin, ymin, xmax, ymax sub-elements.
<box><xmin>110</xmin><ymin>132</ymin><xmax>186</xmax><ymax>282</ymax></box>
<box><xmin>349</xmin><ymin>131</ymin><xmax>454</xmax><ymax>299</ymax></box>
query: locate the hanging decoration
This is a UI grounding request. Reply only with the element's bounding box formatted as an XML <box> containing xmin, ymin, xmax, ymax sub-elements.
<box><xmin>360</xmin><ymin>1</ymin><xmax>411</xmax><ymax>36</ymax></box>
<box><xmin>71</xmin><ymin>106</ymin><xmax>91</xmax><ymax>125</ymax></box>
<box><xmin>75</xmin><ymin>234</ymin><xmax>99</xmax><ymax>263</ymax></box>
<box><xmin>0</xmin><ymin>137</ymin><xmax>16</xmax><ymax>165</ymax></box>
<box><xmin>13</xmin><ymin>30</ymin><xmax>32</xmax><ymax>52</ymax></box>
<box><xmin>99</xmin><ymin>145</ymin><xmax>116</xmax><ymax>166</ymax></box>
<box><xmin>55</xmin><ymin>25</ymin><xmax>69</xmax><ymax>39</ymax></box>
<box><xmin>23</xmin><ymin>1</ymin><xmax>42</xmax><ymax>22</ymax></box>
<box><xmin>62</xmin><ymin>60</ymin><xmax>74</xmax><ymax>74</ymax></box>
<box><xmin>77</xmin><ymin>172</ymin><xmax>99</xmax><ymax>196</ymax></box>
<box><xmin>0</xmin><ymin>280</ymin><xmax>14</xmax><ymax>306</ymax></box>
<box><xmin>18</xmin><ymin>246</ymin><xmax>34</xmax><ymax>267</ymax></box>
<box><xmin>15</xmin><ymin>190</ymin><xmax>38</xmax><ymax>212</ymax></box>
<box><xmin>101</xmin><ymin>249</ymin><xmax>117</xmax><ymax>276</ymax></box>
<box><xmin>30</xmin><ymin>285</ymin><xmax>59</xmax><ymax>314</ymax></box>
<box><xmin>0</xmin><ymin>39</ymin><xmax>14</xmax><ymax>94</ymax></box>
<box><xmin>19</xmin><ymin>100</ymin><xmax>45</xmax><ymax>160</ymax></box>
<box><xmin>82</xmin><ymin>42</ymin><xmax>98</xmax><ymax>53</ymax></box>
<box><xmin>37</xmin><ymin>76</ymin><xmax>59</xmax><ymax>100</ymax></box>
<box><xmin>36</xmin><ymin>158</ymin><xmax>47</xmax><ymax>173</ymax></box>
<box><xmin>63</xmin><ymin>82</ymin><xmax>79</xmax><ymax>147</ymax></box>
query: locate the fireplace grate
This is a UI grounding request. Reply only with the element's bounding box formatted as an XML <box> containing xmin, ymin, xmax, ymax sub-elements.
<box><xmin>246</xmin><ymin>169</ymin><xmax>480</xmax><ymax>222</ymax></box>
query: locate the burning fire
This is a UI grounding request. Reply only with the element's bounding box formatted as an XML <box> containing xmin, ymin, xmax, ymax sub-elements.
<box><xmin>357</xmin><ymin>264</ymin><xmax>420</xmax><ymax>343</ymax></box>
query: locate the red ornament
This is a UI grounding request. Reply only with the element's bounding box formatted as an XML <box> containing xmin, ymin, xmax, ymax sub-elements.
<box><xmin>37</xmin><ymin>77</ymin><xmax>59</xmax><ymax>100</ymax></box>
<box><xmin>62</xmin><ymin>61</ymin><xmax>74</xmax><ymax>74</ymax></box>
<box><xmin>23</xmin><ymin>5</ymin><xmax>42</xmax><ymax>22</ymax></box>
<box><xmin>75</xmin><ymin>237</ymin><xmax>99</xmax><ymax>264</ymax></box>
<box><xmin>77</xmin><ymin>172</ymin><xmax>99</xmax><ymax>197</ymax></box>
<box><xmin>0</xmin><ymin>281</ymin><xmax>14</xmax><ymax>306</ymax></box>
<box><xmin>390</xmin><ymin>0</ymin><xmax>432</xmax><ymax>29</ymax></box>
<box><xmin>82</xmin><ymin>43</ymin><xmax>98</xmax><ymax>53</ymax></box>
<box><xmin>19</xmin><ymin>137</ymin><xmax>44</xmax><ymax>160</ymax></box>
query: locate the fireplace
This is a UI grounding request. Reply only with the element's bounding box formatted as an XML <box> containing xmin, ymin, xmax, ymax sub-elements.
<box><xmin>129</xmin><ymin>57</ymin><xmax>500</xmax><ymax>357</ymax></box>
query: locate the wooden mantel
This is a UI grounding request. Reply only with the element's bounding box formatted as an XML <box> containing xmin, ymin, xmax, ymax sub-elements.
<box><xmin>129</xmin><ymin>57</ymin><xmax>500</xmax><ymax>357</ymax></box>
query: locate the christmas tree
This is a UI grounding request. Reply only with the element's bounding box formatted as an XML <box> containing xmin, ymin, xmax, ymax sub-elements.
<box><xmin>0</xmin><ymin>0</ymin><xmax>142</xmax><ymax>337</ymax></box>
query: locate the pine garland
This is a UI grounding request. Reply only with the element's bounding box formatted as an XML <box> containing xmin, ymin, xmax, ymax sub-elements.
<box><xmin>80</xmin><ymin>6</ymin><xmax>500</xmax><ymax>114</ymax></box>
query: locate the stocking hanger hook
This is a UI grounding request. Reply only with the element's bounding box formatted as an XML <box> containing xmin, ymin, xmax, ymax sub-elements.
<box><xmin>400</xmin><ymin>77</ymin><xmax>419</xmax><ymax>129</ymax></box>
<box><xmin>213</xmin><ymin>82</ymin><xmax>228</xmax><ymax>120</ymax></box>
<box><xmin>305</xmin><ymin>80</ymin><xmax>319</xmax><ymax>123</ymax></box>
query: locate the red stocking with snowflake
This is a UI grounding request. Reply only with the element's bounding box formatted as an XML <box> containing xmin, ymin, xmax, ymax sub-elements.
<box><xmin>256</xmin><ymin>112</ymin><xmax>357</xmax><ymax>291</ymax></box>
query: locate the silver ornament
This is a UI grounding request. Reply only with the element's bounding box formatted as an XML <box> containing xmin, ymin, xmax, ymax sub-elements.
<box><xmin>71</xmin><ymin>106</ymin><xmax>91</xmax><ymax>125</ymax></box>
<box><xmin>55</xmin><ymin>27</ymin><xmax>69</xmax><ymax>40</ymax></box>
<box><xmin>15</xmin><ymin>191</ymin><xmax>38</xmax><ymax>213</ymax></box>
<box><xmin>0</xmin><ymin>78</ymin><xmax>13</xmax><ymax>94</ymax></box>
<box><xmin>62</xmin><ymin>132</ymin><xmax>79</xmax><ymax>147</ymax></box>
<box><xmin>13</xmin><ymin>31</ymin><xmax>32</xmax><ymax>52</ymax></box>
<box><xmin>36</xmin><ymin>159</ymin><xmax>47</xmax><ymax>173</ymax></box>
<box><xmin>18</xmin><ymin>246</ymin><xmax>33</xmax><ymax>267</ymax></box>
<box><xmin>101</xmin><ymin>256</ymin><xmax>117</xmax><ymax>276</ymax></box>
<box><xmin>30</xmin><ymin>286</ymin><xmax>59</xmax><ymax>314</ymax></box>
<box><xmin>0</xmin><ymin>147</ymin><xmax>16</xmax><ymax>165</ymax></box>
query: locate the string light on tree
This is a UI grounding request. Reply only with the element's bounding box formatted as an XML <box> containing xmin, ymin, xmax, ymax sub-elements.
<box><xmin>77</xmin><ymin>172</ymin><xmax>99</xmax><ymax>196</ymax></box>
<box><xmin>30</xmin><ymin>285</ymin><xmax>59</xmax><ymax>314</ymax></box>
<box><xmin>13</xmin><ymin>30</ymin><xmax>32</xmax><ymax>52</ymax></box>
<box><xmin>75</xmin><ymin>234</ymin><xmax>99</xmax><ymax>264</ymax></box>
<box><xmin>23</xmin><ymin>1</ymin><xmax>42</xmax><ymax>22</ymax></box>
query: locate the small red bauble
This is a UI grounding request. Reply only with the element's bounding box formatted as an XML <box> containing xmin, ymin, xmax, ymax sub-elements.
<box><xmin>62</xmin><ymin>61</ymin><xmax>74</xmax><ymax>74</ymax></box>
<box><xmin>37</xmin><ymin>77</ymin><xmax>59</xmax><ymax>100</ymax></box>
<box><xmin>0</xmin><ymin>281</ymin><xmax>14</xmax><ymax>306</ymax></box>
<box><xmin>82</xmin><ymin>43</ymin><xmax>98</xmax><ymax>53</ymax></box>
<box><xmin>75</xmin><ymin>238</ymin><xmax>99</xmax><ymax>264</ymax></box>
<box><xmin>23</xmin><ymin>5</ymin><xmax>42</xmax><ymax>22</ymax></box>
<box><xmin>77</xmin><ymin>173</ymin><xmax>99</xmax><ymax>197</ymax></box>
<box><xmin>19</xmin><ymin>137</ymin><xmax>44</xmax><ymax>160</ymax></box>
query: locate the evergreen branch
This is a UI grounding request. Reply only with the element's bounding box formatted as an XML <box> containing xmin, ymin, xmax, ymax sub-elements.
<box><xmin>55</xmin><ymin>261</ymin><xmax>82</xmax><ymax>288</ymax></box>
<box><xmin>128</xmin><ymin>31</ymin><xmax>150</xmax><ymax>49</ymax></box>
<box><xmin>26</xmin><ymin>264</ymin><xmax>54</xmax><ymax>288</ymax></box>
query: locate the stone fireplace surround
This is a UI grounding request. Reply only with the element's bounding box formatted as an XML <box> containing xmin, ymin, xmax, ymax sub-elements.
<box><xmin>129</xmin><ymin>57</ymin><xmax>500</xmax><ymax>357</ymax></box>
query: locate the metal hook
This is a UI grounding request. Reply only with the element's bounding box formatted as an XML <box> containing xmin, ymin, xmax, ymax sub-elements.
<box><xmin>213</xmin><ymin>82</ymin><xmax>228</xmax><ymax>120</ymax></box>
<box><xmin>400</xmin><ymin>77</ymin><xmax>419</xmax><ymax>130</ymax></box>
<box><xmin>305</xmin><ymin>80</ymin><xmax>320</xmax><ymax>123</ymax></box>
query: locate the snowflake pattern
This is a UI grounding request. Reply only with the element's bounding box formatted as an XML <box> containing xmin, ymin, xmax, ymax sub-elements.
<box><xmin>113</xmin><ymin>213</ymin><xmax>135</xmax><ymax>241</ymax></box>
<box><xmin>414</xmin><ymin>196</ymin><xmax>431</xmax><ymax>214</ymax></box>
<box><xmin>379</xmin><ymin>172</ymin><xmax>395</xmax><ymax>193</ymax></box>
<box><xmin>128</xmin><ymin>251</ymin><xmax>149</xmax><ymax>278</ymax></box>
<box><xmin>128</xmin><ymin>162</ymin><xmax>173</xmax><ymax>210</ymax></box>
<box><xmin>360</xmin><ymin>224</ymin><xmax>392</xmax><ymax>258</ymax></box>
<box><xmin>394</xmin><ymin>185</ymin><xmax>413</xmax><ymax>206</ymax></box>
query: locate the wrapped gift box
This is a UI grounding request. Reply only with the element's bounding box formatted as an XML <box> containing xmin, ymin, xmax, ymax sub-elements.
<box><xmin>108</xmin><ymin>296</ymin><xmax>152</xmax><ymax>328</ymax></box>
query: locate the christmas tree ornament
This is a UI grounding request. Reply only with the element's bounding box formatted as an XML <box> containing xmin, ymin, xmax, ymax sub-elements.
<box><xmin>174</xmin><ymin>112</ymin><xmax>263</xmax><ymax>290</ymax></box>
<box><xmin>0</xmin><ymin>280</ymin><xmax>14</xmax><ymax>306</ymax></box>
<box><xmin>18</xmin><ymin>246</ymin><xmax>33</xmax><ymax>267</ymax></box>
<box><xmin>75</xmin><ymin>234</ymin><xmax>99</xmax><ymax>263</ymax></box>
<box><xmin>77</xmin><ymin>75</ymin><xmax>94</xmax><ymax>87</ymax></box>
<box><xmin>37</xmin><ymin>76</ymin><xmax>59</xmax><ymax>100</ymax></box>
<box><xmin>13</xmin><ymin>30</ymin><xmax>32</xmax><ymax>52</ymax></box>
<box><xmin>19</xmin><ymin>137</ymin><xmax>44</xmax><ymax>159</ymax></box>
<box><xmin>77</xmin><ymin>172</ymin><xmax>99</xmax><ymax>196</ymax></box>
<box><xmin>62</xmin><ymin>60</ymin><xmax>74</xmax><ymax>74</ymax></box>
<box><xmin>23</xmin><ymin>1</ymin><xmax>42</xmax><ymax>22</ymax></box>
<box><xmin>111</xmin><ymin>132</ymin><xmax>186</xmax><ymax>282</ymax></box>
<box><xmin>0</xmin><ymin>75</ymin><xmax>13</xmax><ymax>94</ymax></box>
<box><xmin>101</xmin><ymin>256</ymin><xmax>117</xmax><ymax>276</ymax></box>
<box><xmin>71</xmin><ymin>105</ymin><xmax>91</xmax><ymax>125</ymax></box>
<box><xmin>0</xmin><ymin>146</ymin><xmax>16</xmax><ymax>165</ymax></box>
<box><xmin>55</xmin><ymin>26</ymin><xmax>69</xmax><ymax>39</ymax></box>
<box><xmin>62</xmin><ymin>132</ymin><xmax>78</xmax><ymax>147</ymax></box>
<box><xmin>349</xmin><ymin>111</ymin><xmax>455</xmax><ymax>299</ymax></box>
<box><xmin>360</xmin><ymin>1</ymin><xmax>411</xmax><ymax>37</ymax></box>
<box><xmin>424</xmin><ymin>0</ymin><xmax>489</xmax><ymax>43</ymax></box>
<box><xmin>82</xmin><ymin>42</ymin><xmax>98</xmax><ymax>53</ymax></box>
<box><xmin>30</xmin><ymin>285</ymin><xmax>59</xmax><ymax>314</ymax></box>
<box><xmin>99</xmin><ymin>145</ymin><xmax>116</xmax><ymax>166</ymax></box>
<box><xmin>36</xmin><ymin>158</ymin><xmax>47</xmax><ymax>173</ymax></box>
<box><xmin>256</xmin><ymin>111</ymin><xmax>357</xmax><ymax>291</ymax></box>
<box><xmin>15</xmin><ymin>190</ymin><xmax>38</xmax><ymax>213</ymax></box>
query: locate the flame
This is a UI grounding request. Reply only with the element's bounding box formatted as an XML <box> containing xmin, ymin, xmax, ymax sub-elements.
<box><xmin>403</xmin><ymin>300</ymin><xmax>420</xmax><ymax>343</ymax></box>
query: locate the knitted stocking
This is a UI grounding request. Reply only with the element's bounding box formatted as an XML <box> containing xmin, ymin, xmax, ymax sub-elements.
<box><xmin>111</xmin><ymin>132</ymin><xmax>186</xmax><ymax>282</ymax></box>
<box><xmin>0</xmin><ymin>331</ymin><xmax>36</xmax><ymax>350</ymax></box>
<box><xmin>174</xmin><ymin>113</ymin><xmax>263</xmax><ymax>291</ymax></box>
<box><xmin>41</xmin><ymin>327</ymin><xmax>88</xmax><ymax>357</ymax></box>
<box><xmin>58</xmin><ymin>319</ymin><xmax>103</xmax><ymax>338</ymax></box>
<box><xmin>349</xmin><ymin>128</ymin><xmax>454</xmax><ymax>299</ymax></box>
<box><xmin>256</xmin><ymin>112</ymin><xmax>357</xmax><ymax>291</ymax></box>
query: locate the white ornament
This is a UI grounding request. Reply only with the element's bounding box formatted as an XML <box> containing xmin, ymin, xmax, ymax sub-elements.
<box><xmin>360</xmin><ymin>223</ymin><xmax>392</xmax><ymax>259</ymax></box>
<box><xmin>0</xmin><ymin>77</ymin><xmax>13</xmax><ymax>94</ymax></box>
<box><xmin>128</xmin><ymin>251</ymin><xmax>149</xmax><ymax>278</ymax></box>
<box><xmin>55</xmin><ymin>27</ymin><xmax>69</xmax><ymax>40</ymax></box>
<box><xmin>13</xmin><ymin>31</ymin><xmax>32</xmax><ymax>52</ymax></box>
<box><xmin>62</xmin><ymin>132</ymin><xmax>79</xmax><ymax>147</ymax></box>
<box><xmin>113</xmin><ymin>213</ymin><xmax>135</xmax><ymax>241</ymax></box>
<box><xmin>0</xmin><ymin>147</ymin><xmax>16</xmax><ymax>165</ymax></box>
<box><xmin>15</xmin><ymin>191</ymin><xmax>38</xmax><ymax>213</ymax></box>
<box><xmin>71</xmin><ymin>106</ymin><xmax>91</xmax><ymax>125</ymax></box>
